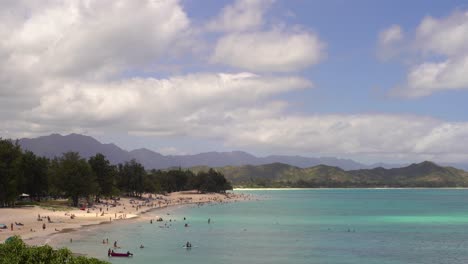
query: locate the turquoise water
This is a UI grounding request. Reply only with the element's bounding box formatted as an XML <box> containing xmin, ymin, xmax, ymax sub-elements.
<box><xmin>59</xmin><ymin>189</ymin><xmax>468</xmax><ymax>264</ymax></box>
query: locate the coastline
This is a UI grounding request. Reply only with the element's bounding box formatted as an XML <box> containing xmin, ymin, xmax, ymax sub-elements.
<box><xmin>234</xmin><ymin>187</ymin><xmax>468</xmax><ymax>190</ymax></box>
<box><xmin>0</xmin><ymin>191</ymin><xmax>250</xmax><ymax>247</ymax></box>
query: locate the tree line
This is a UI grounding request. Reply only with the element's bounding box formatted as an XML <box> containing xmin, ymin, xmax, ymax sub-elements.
<box><xmin>0</xmin><ymin>138</ymin><xmax>232</xmax><ymax>207</ymax></box>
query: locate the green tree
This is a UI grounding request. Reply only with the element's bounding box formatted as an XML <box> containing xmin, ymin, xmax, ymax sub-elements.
<box><xmin>191</xmin><ymin>169</ymin><xmax>232</xmax><ymax>193</ymax></box>
<box><xmin>20</xmin><ymin>151</ymin><xmax>49</xmax><ymax>201</ymax></box>
<box><xmin>53</xmin><ymin>152</ymin><xmax>98</xmax><ymax>207</ymax></box>
<box><xmin>0</xmin><ymin>139</ymin><xmax>23</xmax><ymax>207</ymax></box>
<box><xmin>88</xmin><ymin>153</ymin><xmax>116</xmax><ymax>198</ymax></box>
<box><xmin>117</xmin><ymin>159</ymin><xmax>145</xmax><ymax>197</ymax></box>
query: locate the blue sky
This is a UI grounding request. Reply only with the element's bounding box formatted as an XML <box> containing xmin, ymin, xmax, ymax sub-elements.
<box><xmin>2</xmin><ymin>0</ymin><xmax>468</xmax><ymax>164</ymax></box>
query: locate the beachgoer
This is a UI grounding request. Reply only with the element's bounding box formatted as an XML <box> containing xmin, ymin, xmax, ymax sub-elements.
<box><xmin>140</xmin><ymin>244</ymin><xmax>144</xmax><ymax>248</ymax></box>
<box><xmin>208</xmin><ymin>218</ymin><xmax>211</xmax><ymax>224</ymax></box>
<box><xmin>106</xmin><ymin>238</ymin><xmax>109</xmax><ymax>244</ymax></box>
<box><xmin>108</xmin><ymin>248</ymin><xmax>111</xmax><ymax>256</ymax></box>
<box><xmin>102</xmin><ymin>239</ymin><xmax>106</xmax><ymax>244</ymax></box>
<box><xmin>114</xmin><ymin>241</ymin><xmax>117</xmax><ymax>248</ymax></box>
<box><xmin>70</xmin><ymin>238</ymin><xmax>73</xmax><ymax>243</ymax></box>
<box><xmin>10</xmin><ymin>223</ymin><xmax>13</xmax><ymax>231</ymax></box>
<box><xmin>42</xmin><ymin>223</ymin><xmax>46</xmax><ymax>230</ymax></box>
<box><xmin>184</xmin><ymin>223</ymin><xmax>188</xmax><ymax>227</ymax></box>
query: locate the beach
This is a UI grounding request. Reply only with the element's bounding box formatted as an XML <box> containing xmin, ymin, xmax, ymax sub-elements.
<box><xmin>0</xmin><ymin>191</ymin><xmax>249</xmax><ymax>246</ymax></box>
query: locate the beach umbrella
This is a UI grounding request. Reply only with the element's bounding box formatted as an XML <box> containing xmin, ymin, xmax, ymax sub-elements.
<box><xmin>5</xmin><ymin>236</ymin><xmax>14</xmax><ymax>243</ymax></box>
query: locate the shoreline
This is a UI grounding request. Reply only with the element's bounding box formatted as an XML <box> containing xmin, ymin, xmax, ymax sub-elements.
<box><xmin>234</xmin><ymin>187</ymin><xmax>468</xmax><ymax>190</ymax></box>
<box><xmin>0</xmin><ymin>191</ymin><xmax>251</xmax><ymax>247</ymax></box>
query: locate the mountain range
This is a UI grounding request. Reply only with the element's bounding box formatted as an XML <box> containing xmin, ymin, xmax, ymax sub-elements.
<box><xmin>191</xmin><ymin>161</ymin><xmax>468</xmax><ymax>188</ymax></box>
<box><xmin>17</xmin><ymin>133</ymin><xmax>371</xmax><ymax>170</ymax></box>
<box><xmin>16</xmin><ymin>133</ymin><xmax>468</xmax><ymax>171</ymax></box>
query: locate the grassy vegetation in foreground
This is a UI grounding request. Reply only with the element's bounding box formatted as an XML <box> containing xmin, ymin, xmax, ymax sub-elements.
<box><xmin>0</xmin><ymin>236</ymin><xmax>109</xmax><ymax>264</ymax></box>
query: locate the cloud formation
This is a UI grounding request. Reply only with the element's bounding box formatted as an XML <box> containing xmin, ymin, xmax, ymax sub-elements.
<box><xmin>1</xmin><ymin>0</ymin><xmax>468</xmax><ymax>164</ymax></box>
<box><xmin>380</xmin><ymin>11</ymin><xmax>468</xmax><ymax>97</ymax></box>
<box><xmin>207</xmin><ymin>0</ymin><xmax>325</xmax><ymax>72</ymax></box>
<box><xmin>377</xmin><ymin>24</ymin><xmax>404</xmax><ymax>60</ymax></box>
<box><xmin>206</xmin><ymin>0</ymin><xmax>273</xmax><ymax>32</ymax></box>
<box><xmin>24</xmin><ymin>73</ymin><xmax>312</xmax><ymax>130</ymax></box>
<box><xmin>212</xmin><ymin>28</ymin><xmax>325</xmax><ymax>72</ymax></box>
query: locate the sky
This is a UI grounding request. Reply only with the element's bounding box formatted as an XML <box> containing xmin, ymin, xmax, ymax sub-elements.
<box><xmin>2</xmin><ymin>0</ymin><xmax>468</xmax><ymax>164</ymax></box>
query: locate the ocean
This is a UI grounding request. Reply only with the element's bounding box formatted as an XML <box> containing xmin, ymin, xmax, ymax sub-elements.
<box><xmin>56</xmin><ymin>189</ymin><xmax>468</xmax><ymax>264</ymax></box>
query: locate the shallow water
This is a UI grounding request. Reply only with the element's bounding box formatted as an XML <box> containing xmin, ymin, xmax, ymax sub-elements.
<box><xmin>59</xmin><ymin>189</ymin><xmax>468</xmax><ymax>264</ymax></box>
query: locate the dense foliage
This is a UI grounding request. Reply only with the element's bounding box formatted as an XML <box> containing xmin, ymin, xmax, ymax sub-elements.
<box><xmin>0</xmin><ymin>138</ymin><xmax>232</xmax><ymax>207</ymax></box>
<box><xmin>0</xmin><ymin>236</ymin><xmax>109</xmax><ymax>264</ymax></box>
<box><xmin>194</xmin><ymin>162</ymin><xmax>468</xmax><ymax>188</ymax></box>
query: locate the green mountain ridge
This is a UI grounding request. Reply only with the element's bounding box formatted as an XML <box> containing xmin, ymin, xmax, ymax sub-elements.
<box><xmin>192</xmin><ymin>161</ymin><xmax>468</xmax><ymax>188</ymax></box>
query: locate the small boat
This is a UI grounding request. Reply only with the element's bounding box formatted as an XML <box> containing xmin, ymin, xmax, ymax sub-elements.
<box><xmin>110</xmin><ymin>252</ymin><xmax>133</xmax><ymax>257</ymax></box>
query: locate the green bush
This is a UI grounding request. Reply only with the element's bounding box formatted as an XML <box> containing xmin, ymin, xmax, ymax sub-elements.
<box><xmin>0</xmin><ymin>236</ymin><xmax>109</xmax><ymax>264</ymax></box>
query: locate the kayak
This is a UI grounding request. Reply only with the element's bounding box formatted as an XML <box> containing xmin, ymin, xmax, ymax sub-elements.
<box><xmin>110</xmin><ymin>252</ymin><xmax>133</xmax><ymax>257</ymax></box>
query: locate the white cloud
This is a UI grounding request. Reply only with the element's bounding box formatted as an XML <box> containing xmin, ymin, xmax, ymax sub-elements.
<box><xmin>377</xmin><ymin>24</ymin><xmax>404</xmax><ymax>59</ymax></box>
<box><xmin>11</xmin><ymin>73</ymin><xmax>468</xmax><ymax>163</ymax></box>
<box><xmin>22</xmin><ymin>73</ymin><xmax>311</xmax><ymax>131</ymax></box>
<box><xmin>0</xmin><ymin>0</ymin><xmax>197</xmax><ymax>135</ymax></box>
<box><xmin>393</xmin><ymin>56</ymin><xmax>468</xmax><ymax>97</ymax></box>
<box><xmin>415</xmin><ymin>12</ymin><xmax>468</xmax><ymax>56</ymax></box>
<box><xmin>379</xmin><ymin>25</ymin><xmax>403</xmax><ymax>45</ymax></box>
<box><xmin>384</xmin><ymin>10</ymin><xmax>468</xmax><ymax>97</ymax></box>
<box><xmin>206</xmin><ymin>0</ymin><xmax>273</xmax><ymax>32</ymax></box>
<box><xmin>206</xmin><ymin>0</ymin><xmax>326</xmax><ymax>72</ymax></box>
<box><xmin>1</xmin><ymin>0</ymin><xmax>192</xmax><ymax>83</ymax></box>
<box><xmin>212</xmin><ymin>29</ymin><xmax>325</xmax><ymax>72</ymax></box>
<box><xmin>221</xmin><ymin>113</ymin><xmax>468</xmax><ymax>163</ymax></box>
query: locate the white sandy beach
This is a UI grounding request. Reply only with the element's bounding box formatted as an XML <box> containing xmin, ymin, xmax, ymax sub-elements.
<box><xmin>0</xmin><ymin>191</ymin><xmax>250</xmax><ymax>246</ymax></box>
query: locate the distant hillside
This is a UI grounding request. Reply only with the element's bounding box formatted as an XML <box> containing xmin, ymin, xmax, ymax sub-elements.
<box><xmin>19</xmin><ymin>133</ymin><xmax>133</xmax><ymax>164</ymax></box>
<box><xmin>16</xmin><ymin>134</ymin><xmax>468</xmax><ymax>188</ymax></box>
<box><xmin>197</xmin><ymin>161</ymin><xmax>468</xmax><ymax>188</ymax></box>
<box><xmin>18</xmin><ymin>133</ymin><xmax>373</xmax><ymax>170</ymax></box>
